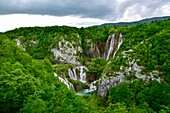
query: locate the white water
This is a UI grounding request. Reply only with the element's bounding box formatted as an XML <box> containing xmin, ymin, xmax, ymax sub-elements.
<box><xmin>96</xmin><ymin>45</ymin><xmax>100</xmax><ymax>57</ymax></box>
<box><xmin>68</xmin><ymin>68</ymin><xmax>77</xmax><ymax>80</ymax></box>
<box><xmin>54</xmin><ymin>73</ymin><xmax>74</xmax><ymax>89</ymax></box>
<box><xmin>106</xmin><ymin>34</ymin><xmax>115</xmax><ymax>60</ymax></box>
<box><xmin>113</xmin><ymin>33</ymin><xmax>123</xmax><ymax>57</ymax></box>
<box><xmin>79</xmin><ymin>66</ymin><xmax>87</xmax><ymax>83</ymax></box>
<box><xmin>68</xmin><ymin>66</ymin><xmax>88</xmax><ymax>83</ymax></box>
<box><xmin>89</xmin><ymin>80</ymin><xmax>98</xmax><ymax>91</ymax></box>
<box><xmin>104</xmin><ymin>33</ymin><xmax>123</xmax><ymax>60</ymax></box>
<box><xmin>104</xmin><ymin>36</ymin><xmax>109</xmax><ymax>59</ymax></box>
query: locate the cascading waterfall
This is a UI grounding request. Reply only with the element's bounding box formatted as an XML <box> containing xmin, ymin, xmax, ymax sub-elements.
<box><xmin>104</xmin><ymin>33</ymin><xmax>123</xmax><ymax>60</ymax></box>
<box><xmin>104</xmin><ymin>35</ymin><xmax>111</xmax><ymax>59</ymax></box>
<box><xmin>68</xmin><ymin>66</ymin><xmax>88</xmax><ymax>83</ymax></box>
<box><xmin>106</xmin><ymin>34</ymin><xmax>115</xmax><ymax>60</ymax></box>
<box><xmin>113</xmin><ymin>33</ymin><xmax>123</xmax><ymax>57</ymax></box>
<box><xmin>68</xmin><ymin>68</ymin><xmax>77</xmax><ymax>80</ymax></box>
<box><xmin>73</xmin><ymin>69</ymin><xmax>78</xmax><ymax>80</ymax></box>
<box><xmin>89</xmin><ymin>80</ymin><xmax>98</xmax><ymax>91</ymax></box>
<box><xmin>79</xmin><ymin>66</ymin><xmax>87</xmax><ymax>83</ymax></box>
<box><xmin>54</xmin><ymin>73</ymin><xmax>74</xmax><ymax>89</ymax></box>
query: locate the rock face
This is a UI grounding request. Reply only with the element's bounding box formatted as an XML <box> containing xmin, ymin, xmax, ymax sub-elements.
<box><xmin>52</xmin><ymin>33</ymin><xmax>125</xmax><ymax>95</ymax></box>
<box><xmin>122</xmin><ymin>49</ymin><xmax>161</xmax><ymax>82</ymax></box>
<box><xmin>51</xmin><ymin>39</ymin><xmax>82</xmax><ymax>65</ymax></box>
<box><xmin>97</xmin><ymin>75</ymin><xmax>124</xmax><ymax>97</ymax></box>
<box><xmin>16</xmin><ymin>39</ymin><xmax>26</xmax><ymax>51</ymax></box>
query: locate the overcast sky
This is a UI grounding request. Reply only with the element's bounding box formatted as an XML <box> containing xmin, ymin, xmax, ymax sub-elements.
<box><xmin>0</xmin><ymin>0</ymin><xmax>170</xmax><ymax>32</ymax></box>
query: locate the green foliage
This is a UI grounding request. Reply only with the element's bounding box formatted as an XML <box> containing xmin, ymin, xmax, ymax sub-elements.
<box><xmin>88</xmin><ymin>58</ymin><xmax>107</xmax><ymax>78</ymax></box>
<box><xmin>104</xmin><ymin>103</ymin><xmax>128</xmax><ymax>113</ymax></box>
<box><xmin>108</xmin><ymin>80</ymin><xmax>170</xmax><ymax>112</ymax></box>
<box><xmin>20</xmin><ymin>97</ymin><xmax>46</xmax><ymax>113</ymax></box>
<box><xmin>108</xmin><ymin>82</ymin><xmax>133</xmax><ymax>105</ymax></box>
<box><xmin>0</xmin><ymin>35</ymin><xmax>89</xmax><ymax>113</ymax></box>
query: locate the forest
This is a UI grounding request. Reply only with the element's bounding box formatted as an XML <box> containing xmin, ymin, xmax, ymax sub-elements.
<box><xmin>0</xmin><ymin>19</ymin><xmax>170</xmax><ymax>113</ymax></box>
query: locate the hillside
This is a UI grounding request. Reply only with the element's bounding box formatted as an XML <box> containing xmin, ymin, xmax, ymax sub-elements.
<box><xmin>99</xmin><ymin>16</ymin><xmax>170</xmax><ymax>27</ymax></box>
<box><xmin>1</xmin><ymin>18</ymin><xmax>170</xmax><ymax>112</ymax></box>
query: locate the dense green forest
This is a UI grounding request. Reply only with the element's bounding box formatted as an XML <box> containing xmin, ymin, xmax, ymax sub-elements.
<box><xmin>0</xmin><ymin>19</ymin><xmax>170</xmax><ymax>112</ymax></box>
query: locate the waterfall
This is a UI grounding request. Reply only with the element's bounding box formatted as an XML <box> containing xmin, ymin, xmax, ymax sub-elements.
<box><xmin>68</xmin><ymin>66</ymin><xmax>88</xmax><ymax>83</ymax></box>
<box><xmin>113</xmin><ymin>33</ymin><xmax>123</xmax><ymax>57</ymax></box>
<box><xmin>106</xmin><ymin>34</ymin><xmax>115</xmax><ymax>60</ymax></box>
<box><xmin>68</xmin><ymin>68</ymin><xmax>77</xmax><ymax>80</ymax></box>
<box><xmin>104</xmin><ymin>35</ymin><xmax>111</xmax><ymax>59</ymax></box>
<box><xmin>104</xmin><ymin>34</ymin><xmax>115</xmax><ymax>60</ymax></box>
<box><xmin>89</xmin><ymin>80</ymin><xmax>98</xmax><ymax>91</ymax></box>
<box><xmin>79</xmin><ymin>66</ymin><xmax>87</xmax><ymax>83</ymax></box>
<box><xmin>54</xmin><ymin>73</ymin><xmax>74</xmax><ymax>89</ymax></box>
<box><xmin>96</xmin><ymin>45</ymin><xmax>100</xmax><ymax>57</ymax></box>
<box><xmin>104</xmin><ymin>33</ymin><xmax>123</xmax><ymax>60</ymax></box>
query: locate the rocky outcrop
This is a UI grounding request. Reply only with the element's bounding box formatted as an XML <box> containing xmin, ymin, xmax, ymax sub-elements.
<box><xmin>97</xmin><ymin>75</ymin><xmax>124</xmax><ymax>97</ymax></box>
<box><xmin>16</xmin><ymin>39</ymin><xmax>26</xmax><ymax>51</ymax></box>
<box><xmin>122</xmin><ymin>49</ymin><xmax>161</xmax><ymax>82</ymax></box>
<box><xmin>51</xmin><ymin>39</ymin><xmax>82</xmax><ymax>65</ymax></box>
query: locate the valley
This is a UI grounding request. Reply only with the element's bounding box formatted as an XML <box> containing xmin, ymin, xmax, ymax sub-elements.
<box><xmin>0</xmin><ymin>18</ymin><xmax>170</xmax><ymax>113</ymax></box>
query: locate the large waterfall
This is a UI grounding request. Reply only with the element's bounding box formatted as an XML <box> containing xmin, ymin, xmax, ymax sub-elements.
<box><xmin>113</xmin><ymin>33</ymin><xmax>123</xmax><ymax>57</ymax></box>
<box><xmin>104</xmin><ymin>34</ymin><xmax>115</xmax><ymax>60</ymax></box>
<box><xmin>104</xmin><ymin>33</ymin><xmax>123</xmax><ymax>60</ymax></box>
<box><xmin>68</xmin><ymin>66</ymin><xmax>88</xmax><ymax>83</ymax></box>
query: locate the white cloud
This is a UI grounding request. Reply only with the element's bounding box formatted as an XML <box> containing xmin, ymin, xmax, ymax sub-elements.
<box><xmin>153</xmin><ymin>3</ymin><xmax>170</xmax><ymax>16</ymax></box>
<box><xmin>0</xmin><ymin>1</ymin><xmax>170</xmax><ymax>32</ymax></box>
<box><xmin>115</xmin><ymin>4</ymin><xmax>144</xmax><ymax>22</ymax></box>
<box><xmin>0</xmin><ymin>14</ymin><xmax>109</xmax><ymax>32</ymax></box>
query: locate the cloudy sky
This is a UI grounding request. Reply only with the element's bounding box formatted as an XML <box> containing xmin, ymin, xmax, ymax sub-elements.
<box><xmin>0</xmin><ymin>0</ymin><xmax>170</xmax><ymax>32</ymax></box>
